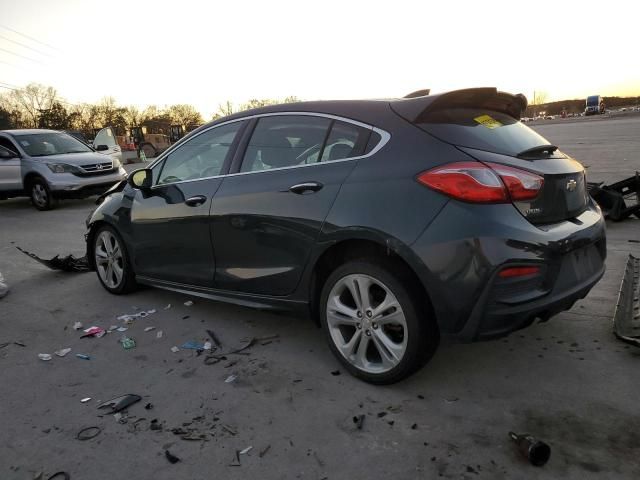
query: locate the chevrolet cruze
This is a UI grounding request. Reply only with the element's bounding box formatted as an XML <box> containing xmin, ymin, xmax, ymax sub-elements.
<box><xmin>86</xmin><ymin>88</ymin><xmax>606</xmax><ymax>384</ymax></box>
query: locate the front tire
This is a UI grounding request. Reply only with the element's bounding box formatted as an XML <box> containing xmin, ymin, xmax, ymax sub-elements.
<box><xmin>320</xmin><ymin>259</ymin><xmax>438</xmax><ymax>384</ymax></box>
<box><xmin>93</xmin><ymin>225</ymin><xmax>137</xmax><ymax>294</ymax></box>
<box><xmin>30</xmin><ymin>178</ymin><xmax>57</xmax><ymax>211</ymax></box>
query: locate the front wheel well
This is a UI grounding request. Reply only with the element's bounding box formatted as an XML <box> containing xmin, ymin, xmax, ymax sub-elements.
<box><xmin>86</xmin><ymin>220</ymin><xmax>108</xmax><ymax>270</ymax></box>
<box><xmin>309</xmin><ymin>239</ymin><xmax>436</xmax><ymax>330</ymax></box>
<box><xmin>23</xmin><ymin>172</ymin><xmax>46</xmax><ymax>190</ymax></box>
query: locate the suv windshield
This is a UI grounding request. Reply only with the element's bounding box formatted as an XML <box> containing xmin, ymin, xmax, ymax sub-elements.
<box><xmin>14</xmin><ymin>132</ymin><xmax>93</xmax><ymax>157</ymax></box>
<box><xmin>415</xmin><ymin>108</ymin><xmax>553</xmax><ymax>157</ymax></box>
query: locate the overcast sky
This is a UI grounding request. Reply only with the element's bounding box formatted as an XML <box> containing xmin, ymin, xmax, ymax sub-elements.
<box><xmin>1</xmin><ymin>0</ymin><xmax>638</xmax><ymax>118</ymax></box>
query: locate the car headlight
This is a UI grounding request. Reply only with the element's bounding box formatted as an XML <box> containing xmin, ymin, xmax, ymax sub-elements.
<box><xmin>46</xmin><ymin>163</ymin><xmax>80</xmax><ymax>174</ymax></box>
<box><xmin>112</xmin><ymin>157</ymin><xmax>122</xmax><ymax>168</ymax></box>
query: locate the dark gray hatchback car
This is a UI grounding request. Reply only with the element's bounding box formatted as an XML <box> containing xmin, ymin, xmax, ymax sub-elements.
<box><xmin>86</xmin><ymin>88</ymin><xmax>606</xmax><ymax>384</ymax></box>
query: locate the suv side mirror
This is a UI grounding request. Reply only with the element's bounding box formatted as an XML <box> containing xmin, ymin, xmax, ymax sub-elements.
<box><xmin>128</xmin><ymin>168</ymin><xmax>153</xmax><ymax>190</ymax></box>
<box><xmin>95</xmin><ymin>144</ymin><xmax>109</xmax><ymax>151</ymax></box>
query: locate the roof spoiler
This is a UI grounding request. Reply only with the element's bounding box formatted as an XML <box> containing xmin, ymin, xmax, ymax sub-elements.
<box><xmin>403</xmin><ymin>89</ymin><xmax>430</xmax><ymax>98</ymax></box>
<box><xmin>391</xmin><ymin>88</ymin><xmax>528</xmax><ymax>122</ymax></box>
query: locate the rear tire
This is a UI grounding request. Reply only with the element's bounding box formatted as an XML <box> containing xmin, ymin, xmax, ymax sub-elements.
<box><xmin>93</xmin><ymin>225</ymin><xmax>137</xmax><ymax>294</ymax></box>
<box><xmin>30</xmin><ymin>178</ymin><xmax>57</xmax><ymax>211</ymax></box>
<box><xmin>320</xmin><ymin>259</ymin><xmax>438</xmax><ymax>384</ymax></box>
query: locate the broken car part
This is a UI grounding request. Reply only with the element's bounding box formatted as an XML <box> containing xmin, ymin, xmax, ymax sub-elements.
<box><xmin>76</xmin><ymin>426</ymin><xmax>102</xmax><ymax>441</ymax></box>
<box><xmin>613</xmin><ymin>254</ymin><xmax>640</xmax><ymax>347</ymax></box>
<box><xmin>97</xmin><ymin>394</ymin><xmax>141</xmax><ymax>414</ymax></box>
<box><xmin>165</xmin><ymin>449</ymin><xmax>181</xmax><ymax>464</ymax></box>
<box><xmin>38</xmin><ymin>353</ymin><xmax>52</xmax><ymax>361</ymax></box>
<box><xmin>75</xmin><ymin>353</ymin><xmax>91</xmax><ymax>360</ymax></box>
<box><xmin>588</xmin><ymin>172</ymin><xmax>640</xmax><ymax>221</ymax></box>
<box><xmin>508</xmin><ymin>432</ymin><xmax>551</xmax><ymax>466</ymax></box>
<box><xmin>55</xmin><ymin>348</ymin><xmax>72</xmax><ymax>357</ymax></box>
<box><xmin>16</xmin><ymin>246</ymin><xmax>89</xmax><ymax>272</ymax></box>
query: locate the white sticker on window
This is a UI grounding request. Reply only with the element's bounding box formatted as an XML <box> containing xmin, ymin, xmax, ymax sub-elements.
<box><xmin>21</xmin><ymin>140</ymin><xmax>30</xmax><ymax>146</ymax></box>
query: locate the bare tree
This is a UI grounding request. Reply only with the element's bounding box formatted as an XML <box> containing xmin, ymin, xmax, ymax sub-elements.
<box><xmin>167</xmin><ymin>104</ymin><xmax>204</xmax><ymax>128</ymax></box>
<box><xmin>123</xmin><ymin>105</ymin><xmax>143</xmax><ymax>126</ymax></box>
<box><xmin>8</xmin><ymin>83</ymin><xmax>58</xmax><ymax>127</ymax></box>
<box><xmin>533</xmin><ymin>91</ymin><xmax>548</xmax><ymax>106</ymax></box>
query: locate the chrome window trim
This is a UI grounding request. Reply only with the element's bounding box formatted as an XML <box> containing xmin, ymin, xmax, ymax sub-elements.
<box><xmin>149</xmin><ymin>111</ymin><xmax>391</xmax><ymax>189</ymax></box>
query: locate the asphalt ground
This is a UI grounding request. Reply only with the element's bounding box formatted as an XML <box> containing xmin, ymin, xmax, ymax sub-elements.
<box><xmin>0</xmin><ymin>115</ymin><xmax>639</xmax><ymax>479</ymax></box>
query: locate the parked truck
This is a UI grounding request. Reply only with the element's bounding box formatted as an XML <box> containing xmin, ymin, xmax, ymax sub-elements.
<box><xmin>585</xmin><ymin>95</ymin><xmax>605</xmax><ymax>115</ymax></box>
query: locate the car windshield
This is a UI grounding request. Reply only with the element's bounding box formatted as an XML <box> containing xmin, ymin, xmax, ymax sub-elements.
<box><xmin>15</xmin><ymin>132</ymin><xmax>93</xmax><ymax>157</ymax></box>
<box><xmin>586</xmin><ymin>96</ymin><xmax>599</xmax><ymax>106</ymax></box>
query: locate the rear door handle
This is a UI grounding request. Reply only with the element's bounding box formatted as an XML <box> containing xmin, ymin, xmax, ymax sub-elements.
<box><xmin>185</xmin><ymin>195</ymin><xmax>207</xmax><ymax>206</ymax></box>
<box><xmin>289</xmin><ymin>182</ymin><xmax>323</xmax><ymax>195</ymax></box>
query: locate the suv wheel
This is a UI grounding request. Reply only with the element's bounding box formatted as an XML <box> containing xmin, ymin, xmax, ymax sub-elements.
<box><xmin>30</xmin><ymin>178</ymin><xmax>57</xmax><ymax>211</ymax></box>
<box><xmin>93</xmin><ymin>225</ymin><xmax>137</xmax><ymax>294</ymax></box>
<box><xmin>320</xmin><ymin>259</ymin><xmax>438</xmax><ymax>384</ymax></box>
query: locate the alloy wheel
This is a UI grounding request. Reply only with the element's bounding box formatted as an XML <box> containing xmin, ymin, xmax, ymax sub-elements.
<box><xmin>94</xmin><ymin>230</ymin><xmax>124</xmax><ymax>289</ymax></box>
<box><xmin>326</xmin><ymin>274</ymin><xmax>408</xmax><ymax>374</ymax></box>
<box><xmin>32</xmin><ymin>183</ymin><xmax>48</xmax><ymax>208</ymax></box>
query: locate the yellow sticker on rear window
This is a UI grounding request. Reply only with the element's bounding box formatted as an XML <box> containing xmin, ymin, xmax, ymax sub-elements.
<box><xmin>474</xmin><ymin>114</ymin><xmax>503</xmax><ymax>129</ymax></box>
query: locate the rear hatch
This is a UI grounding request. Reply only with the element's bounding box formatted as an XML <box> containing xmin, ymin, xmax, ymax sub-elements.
<box><xmin>391</xmin><ymin>90</ymin><xmax>588</xmax><ymax>224</ymax></box>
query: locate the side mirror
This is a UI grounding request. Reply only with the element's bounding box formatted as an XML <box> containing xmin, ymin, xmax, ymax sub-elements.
<box><xmin>128</xmin><ymin>168</ymin><xmax>153</xmax><ymax>190</ymax></box>
<box><xmin>95</xmin><ymin>144</ymin><xmax>109</xmax><ymax>152</ymax></box>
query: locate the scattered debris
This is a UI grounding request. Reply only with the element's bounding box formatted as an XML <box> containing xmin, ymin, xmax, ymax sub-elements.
<box><xmin>508</xmin><ymin>431</ymin><xmax>551</xmax><ymax>466</ymax></box>
<box><xmin>156</xmin><ymin>330</ymin><xmax>163</xmax><ymax>339</ymax></box>
<box><xmin>97</xmin><ymin>394</ymin><xmax>142</xmax><ymax>414</ymax></box>
<box><xmin>55</xmin><ymin>348</ymin><xmax>72</xmax><ymax>357</ymax></box>
<box><xmin>411</xmin><ymin>423</ymin><xmax>418</xmax><ymax>430</ymax></box>
<box><xmin>16</xmin><ymin>246</ymin><xmax>90</xmax><ymax>272</ymax></box>
<box><xmin>206</xmin><ymin>329</ymin><xmax>222</xmax><ymax>347</ymax></box>
<box><xmin>331</xmin><ymin>370</ymin><xmax>341</xmax><ymax>376</ymax></box>
<box><xmin>184</xmin><ymin>300</ymin><xmax>194</xmax><ymax>307</ymax></box>
<box><xmin>353</xmin><ymin>414</ymin><xmax>365</xmax><ymax>430</ymax></box>
<box><xmin>225</xmin><ymin>374</ymin><xmax>238</xmax><ymax>383</ymax></box>
<box><xmin>73</xmin><ymin>322</ymin><xmax>83</xmax><ymax>330</ymax></box>
<box><xmin>113</xmin><ymin>412</ymin><xmax>127</xmax><ymax>423</ymax></box>
<box><xmin>222</xmin><ymin>424</ymin><xmax>237</xmax><ymax>435</ymax></box>
<box><xmin>239</xmin><ymin>446</ymin><xmax>253</xmax><ymax>455</ymax></box>
<box><xmin>0</xmin><ymin>270</ymin><xmax>9</xmax><ymax>299</ymax></box>
<box><xmin>444</xmin><ymin>397</ymin><xmax>459</xmax><ymax>403</ymax></box>
<box><xmin>171</xmin><ymin>346</ymin><xmax>180</xmax><ymax>353</ymax></box>
<box><xmin>150</xmin><ymin>419</ymin><xmax>162</xmax><ymax>431</ymax></box>
<box><xmin>116</xmin><ymin>326</ymin><xmax>128</xmax><ymax>332</ymax></box>
<box><xmin>45</xmin><ymin>472</ymin><xmax>70</xmax><ymax>480</ymax></box>
<box><xmin>165</xmin><ymin>449</ymin><xmax>181</xmax><ymax>464</ymax></box>
<box><xmin>377</xmin><ymin>412</ymin><xmax>387</xmax><ymax>418</ymax></box>
<box><xmin>181</xmin><ymin>341</ymin><xmax>205</xmax><ymax>350</ymax></box>
<box><xmin>76</xmin><ymin>425</ymin><xmax>102</xmax><ymax>441</ymax></box>
<box><xmin>229</xmin><ymin>450</ymin><xmax>241</xmax><ymax>466</ymax></box>
<box><xmin>75</xmin><ymin>353</ymin><xmax>91</xmax><ymax>360</ymax></box>
<box><xmin>120</xmin><ymin>336</ymin><xmax>136</xmax><ymax>350</ymax></box>
<box><xmin>144</xmin><ymin>403</ymin><xmax>153</xmax><ymax>410</ymax></box>
<box><xmin>38</xmin><ymin>353</ymin><xmax>52</xmax><ymax>361</ymax></box>
<box><xmin>144</xmin><ymin>326</ymin><xmax>156</xmax><ymax>332</ymax></box>
<box><xmin>164</xmin><ymin>304</ymin><xmax>171</xmax><ymax>310</ymax></box>
<box><xmin>203</xmin><ymin>341</ymin><xmax>212</xmax><ymax>351</ymax></box>
<box><xmin>80</xmin><ymin>397</ymin><xmax>91</xmax><ymax>403</ymax></box>
<box><xmin>81</xmin><ymin>326</ymin><xmax>105</xmax><ymax>338</ymax></box>
<box><xmin>259</xmin><ymin>445</ymin><xmax>271</xmax><ymax>458</ymax></box>
<box><xmin>613</xmin><ymin>254</ymin><xmax>640</xmax><ymax>347</ymax></box>
<box><xmin>117</xmin><ymin>309</ymin><xmax>156</xmax><ymax>323</ymax></box>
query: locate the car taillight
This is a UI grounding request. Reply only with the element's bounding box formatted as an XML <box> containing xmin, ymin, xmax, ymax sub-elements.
<box><xmin>416</xmin><ymin>162</ymin><xmax>543</xmax><ymax>203</ymax></box>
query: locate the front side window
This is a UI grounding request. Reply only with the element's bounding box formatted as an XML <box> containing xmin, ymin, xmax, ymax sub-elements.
<box><xmin>157</xmin><ymin>121</ymin><xmax>243</xmax><ymax>184</ymax></box>
<box><xmin>241</xmin><ymin>116</ymin><xmax>331</xmax><ymax>173</ymax></box>
<box><xmin>0</xmin><ymin>136</ymin><xmax>19</xmax><ymax>155</ymax></box>
<box><xmin>16</xmin><ymin>132</ymin><xmax>92</xmax><ymax>157</ymax></box>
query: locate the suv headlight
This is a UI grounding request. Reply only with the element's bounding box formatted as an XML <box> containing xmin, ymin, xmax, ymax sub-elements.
<box><xmin>112</xmin><ymin>157</ymin><xmax>122</xmax><ymax>168</ymax></box>
<box><xmin>47</xmin><ymin>163</ymin><xmax>80</xmax><ymax>174</ymax></box>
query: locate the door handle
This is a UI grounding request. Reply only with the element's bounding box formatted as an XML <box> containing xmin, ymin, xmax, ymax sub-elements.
<box><xmin>185</xmin><ymin>195</ymin><xmax>207</xmax><ymax>206</ymax></box>
<box><xmin>288</xmin><ymin>182</ymin><xmax>323</xmax><ymax>195</ymax></box>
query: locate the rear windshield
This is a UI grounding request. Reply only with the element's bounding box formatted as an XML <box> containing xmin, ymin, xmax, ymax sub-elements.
<box><xmin>415</xmin><ymin>108</ymin><xmax>552</xmax><ymax>157</ymax></box>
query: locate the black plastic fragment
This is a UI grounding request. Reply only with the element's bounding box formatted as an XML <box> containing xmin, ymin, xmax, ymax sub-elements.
<box><xmin>508</xmin><ymin>432</ymin><xmax>551</xmax><ymax>466</ymax></box>
<box><xmin>165</xmin><ymin>449</ymin><xmax>181</xmax><ymax>464</ymax></box>
<box><xmin>353</xmin><ymin>414</ymin><xmax>365</xmax><ymax>430</ymax></box>
<box><xmin>46</xmin><ymin>473</ymin><xmax>70</xmax><ymax>480</ymax></box>
<box><xmin>16</xmin><ymin>246</ymin><xmax>89</xmax><ymax>272</ymax></box>
<box><xmin>613</xmin><ymin>255</ymin><xmax>640</xmax><ymax>347</ymax></box>
<box><xmin>97</xmin><ymin>394</ymin><xmax>141</xmax><ymax>414</ymax></box>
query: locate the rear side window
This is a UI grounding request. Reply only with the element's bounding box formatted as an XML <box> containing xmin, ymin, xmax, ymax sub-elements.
<box><xmin>416</xmin><ymin>108</ymin><xmax>552</xmax><ymax>157</ymax></box>
<box><xmin>241</xmin><ymin>116</ymin><xmax>331</xmax><ymax>172</ymax></box>
<box><xmin>319</xmin><ymin>120</ymin><xmax>369</xmax><ymax>162</ymax></box>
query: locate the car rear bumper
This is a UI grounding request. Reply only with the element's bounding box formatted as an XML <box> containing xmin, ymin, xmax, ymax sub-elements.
<box><xmin>411</xmin><ymin>199</ymin><xmax>606</xmax><ymax>341</ymax></box>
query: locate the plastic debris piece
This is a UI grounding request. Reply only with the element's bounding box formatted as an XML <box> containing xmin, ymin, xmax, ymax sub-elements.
<box><xmin>145</xmin><ymin>403</ymin><xmax>153</xmax><ymax>410</ymax></box>
<box><xmin>225</xmin><ymin>374</ymin><xmax>237</xmax><ymax>383</ymax></box>
<box><xmin>171</xmin><ymin>346</ymin><xmax>180</xmax><ymax>353</ymax></box>
<box><xmin>76</xmin><ymin>353</ymin><xmax>91</xmax><ymax>360</ymax></box>
<box><xmin>55</xmin><ymin>348</ymin><xmax>72</xmax><ymax>357</ymax></box>
<box><xmin>203</xmin><ymin>341</ymin><xmax>212</xmax><ymax>350</ymax></box>
<box><xmin>229</xmin><ymin>450</ymin><xmax>241</xmax><ymax>466</ymax></box>
<box><xmin>331</xmin><ymin>370</ymin><xmax>341</xmax><ymax>376</ymax></box>
<box><xmin>113</xmin><ymin>412</ymin><xmax>127</xmax><ymax>423</ymax></box>
<box><xmin>45</xmin><ymin>472</ymin><xmax>70</xmax><ymax>480</ymax></box>
<box><xmin>144</xmin><ymin>326</ymin><xmax>156</xmax><ymax>332</ymax></box>
<box><xmin>80</xmin><ymin>397</ymin><xmax>92</xmax><ymax>403</ymax></box>
<box><xmin>116</xmin><ymin>327</ymin><xmax>128</xmax><ymax>332</ymax></box>
<box><xmin>165</xmin><ymin>449</ymin><xmax>181</xmax><ymax>464</ymax></box>
<box><xmin>164</xmin><ymin>304</ymin><xmax>171</xmax><ymax>310</ymax></box>
<box><xmin>259</xmin><ymin>445</ymin><xmax>271</xmax><ymax>458</ymax></box>
<box><xmin>73</xmin><ymin>321</ymin><xmax>83</xmax><ymax>330</ymax></box>
<box><xmin>120</xmin><ymin>336</ymin><xmax>136</xmax><ymax>350</ymax></box>
<box><xmin>108</xmin><ymin>325</ymin><xmax>118</xmax><ymax>332</ymax></box>
<box><xmin>222</xmin><ymin>424</ymin><xmax>237</xmax><ymax>435</ymax></box>
<box><xmin>239</xmin><ymin>446</ymin><xmax>253</xmax><ymax>455</ymax></box>
<box><xmin>16</xmin><ymin>246</ymin><xmax>90</xmax><ymax>272</ymax></box>
<box><xmin>76</xmin><ymin>425</ymin><xmax>101</xmax><ymax>441</ymax></box>
<box><xmin>206</xmin><ymin>329</ymin><xmax>222</xmax><ymax>347</ymax></box>
<box><xmin>38</xmin><ymin>353</ymin><xmax>52</xmax><ymax>361</ymax></box>
<box><xmin>81</xmin><ymin>326</ymin><xmax>105</xmax><ymax>338</ymax></box>
<box><xmin>184</xmin><ymin>300</ymin><xmax>194</xmax><ymax>306</ymax></box>
<box><xmin>98</xmin><ymin>394</ymin><xmax>142</xmax><ymax>414</ymax></box>
<box><xmin>508</xmin><ymin>432</ymin><xmax>551</xmax><ymax>466</ymax></box>
<box><xmin>181</xmin><ymin>340</ymin><xmax>205</xmax><ymax>350</ymax></box>
<box><xmin>156</xmin><ymin>330</ymin><xmax>163</xmax><ymax>339</ymax></box>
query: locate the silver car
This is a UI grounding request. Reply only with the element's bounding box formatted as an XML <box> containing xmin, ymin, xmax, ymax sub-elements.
<box><xmin>0</xmin><ymin>129</ymin><xmax>126</xmax><ymax>210</ymax></box>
